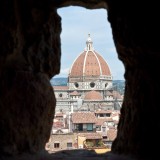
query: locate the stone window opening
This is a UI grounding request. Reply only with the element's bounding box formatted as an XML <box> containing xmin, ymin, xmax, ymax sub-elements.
<box><xmin>59</xmin><ymin>93</ymin><xmax>63</xmax><ymax>97</ymax></box>
<box><xmin>54</xmin><ymin>143</ymin><xmax>60</xmax><ymax>148</ymax></box>
<box><xmin>87</xmin><ymin>123</ymin><xmax>93</xmax><ymax>131</ymax></box>
<box><xmin>67</xmin><ymin>142</ymin><xmax>72</xmax><ymax>148</ymax></box>
<box><xmin>90</xmin><ymin>82</ymin><xmax>95</xmax><ymax>88</ymax></box>
<box><xmin>74</xmin><ymin>82</ymin><xmax>79</xmax><ymax>88</ymax></box>
<box><xmin>96</xmin><ymin>125</ymin><xmax>101</xmax><ymax>131</ymax></box>
<box><xmin>49</xmin><ymin>6</ymin><xmax>125</xmax><ymax>156</ymax></box>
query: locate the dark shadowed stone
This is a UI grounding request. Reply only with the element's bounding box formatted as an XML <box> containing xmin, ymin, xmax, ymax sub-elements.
<box><xmin>0</xmin><ymin>71</ymin><xmax>55</xmax><ymax>155</ymax></box>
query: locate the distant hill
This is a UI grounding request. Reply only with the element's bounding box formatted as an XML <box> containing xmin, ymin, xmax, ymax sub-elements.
<box><xmin>50</xmin><ymin>77</ymin><xmax>125</xmax><ymax>94</ymax></box>
<box><xmin>113</xmin><ymin>80</ymin><xmax>125</xmax><ymax>94</ymax></box>
<box><xmin>50</xmin><ymin>77</ymin><xmax>68</xmax><ymax>86</ymax></box>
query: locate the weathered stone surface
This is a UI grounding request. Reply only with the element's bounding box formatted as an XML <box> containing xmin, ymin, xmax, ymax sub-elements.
<box><xmin>0</xmin><ymin>0</ymin><xmax>60</xmax><ymax>156</ymax></box>
<box><xmin>107</xmin><ymin>2</ymin><xmax>160</xmax><ymax>159</ymax></box>
<box><xmin>0</xmin><ymin>71</ymin><xmax>56</xmax><ymax>155</ymax></box>
<box><xmin>0</xmin><ymin>150</ymin><xmax>137</xmax><ymax>160</ymax></box>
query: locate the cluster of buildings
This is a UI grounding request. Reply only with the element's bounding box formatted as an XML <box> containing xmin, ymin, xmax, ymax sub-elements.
<box><xmin>46</xmin><ymin>34</ymin><xmax>123</xmax><ymax>153</ymax></box>
<box><xmin>46</xmin><ymin>110</ymin><xmax>120</xmax><ymax>153</ymax></box>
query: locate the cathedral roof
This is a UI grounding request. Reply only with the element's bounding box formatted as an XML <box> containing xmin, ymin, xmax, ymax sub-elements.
<box><xmin>69</xmin><ymin>34</ymin><xmax>112</xmax><ymax>77</ymax></box>
<box><xmin>53</xmin><ymin>86</ymin><xmax>69</xmax><ymax>90</ymax></box>
<box><xmin>112</xmin><ymin>90</ymin><xmax>123</xmax><ymax>99</ymax></box>
<box><xmin>84</xmin><ymin>90</ymin><xmax>103</xmax><ymax>100</ymax></box>
<box><xmin>70</xmin><ymin>91</ymin><xmax>81</xmax><ymax>96</ymax></box>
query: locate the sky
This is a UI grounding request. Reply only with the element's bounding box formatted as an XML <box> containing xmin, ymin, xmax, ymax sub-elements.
<box><xmin>53</xmin><ymin>6</ymin><xmax>125</xmax><ymax>80</ymax></box>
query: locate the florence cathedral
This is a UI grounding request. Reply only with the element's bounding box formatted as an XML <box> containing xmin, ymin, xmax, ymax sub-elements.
<box><xmin>53</xmin><ymin>34</ymin><xmax>123</xmax><ymax>113</ymax></box>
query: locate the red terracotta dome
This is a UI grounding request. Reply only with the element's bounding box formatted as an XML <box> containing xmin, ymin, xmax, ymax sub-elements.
<box><xmin>69</xmin><ymin>34</ymin><xmax>111</xmax><ymax>77</ymax></box>
<box><xmin>84</xmin><ymin>90</ymin><xmax>103</xmax><ymax>100</ymax></box>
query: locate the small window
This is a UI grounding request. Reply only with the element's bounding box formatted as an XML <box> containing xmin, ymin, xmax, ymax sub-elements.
<box><xmin>105</xmin><ymin>83</ymin><xmax>108</xmax><ymax>88</ymax></box>
<box><xmin>75</xmin><ymin>124</ymin><xmax>83</xmax><ymax>131</ymax></box>
<box><xmin>74</xmin><ymin>82</ymin><xmax>79</xmax><ymax>88</ymax></box>
<box><xmin>100</xmin><ymin>114</ymin><xmax>104</xmax><ymax>117</ymax></box>
<box><xmin>87</xmin><ymin>123</ymin><xmax>93</xmax><ymax>131</ymax></box>
<box><xmin>103</xmin><ymin>136</ymin><xmax>107</xmax><ymax>139</ymax></box>
<box><xmin>59</xmin><ymin>93</ymin><xmax>63</xmax><ymax>97</ymax></box>
<box><xmin>90</xmin><ymin>82</ymin><xmax>95</xmax><ymax>88</ymax></box>
<box><xmin>54</xmin><ymin>143</ymin><xmax>60</xmax><ymax>148</ymax></box>
<box><xmin>67</xmin><ymin>142</ymin><xmax>72</xmax><ymax>148</ymax></box>
<box><xmin>102</xmin><ymin>127</ymin><xmax>106</xmax><ymax>132</ymax></box>
<box><xmin>106</xmin><ymin>113</ymin><xmax>111</xmax><ymax>117</ymax></box>
<box><xmin>96</xmin><ymin>125</ymin><xmax>101</xmax><ymax>131</ymax></box>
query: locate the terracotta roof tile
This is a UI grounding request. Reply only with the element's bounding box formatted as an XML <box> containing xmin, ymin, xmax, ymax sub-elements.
<box><xmin>106</xmin><ymin>91</ymin><xmax>113</xmax><ymax>96</ymax></box>
<box><xmin>96</xmin><ymin>118</ymin><xmax>113</xmax><ymax>125</ymax></box>
<box><xmin>113</xmin><ymin>91</ymin><xmax>123</xmax><ymax>99</ymax></box>
<box><xmin>69</xmin><ymin>50</ymin><xmax>111</xmax><ymax>77</ymax></box>
<box><xmin>70</xmin><ymin>91</ymin><xmax>81</xmax><ymax>96</ymax></box>
<box><xmin>107</xmin><ymin>128</ymin><xmax>117</xmax><ymax>141</ymax></box>
<box><xmin>71</xmin><ymin>112</ymin><xmax>97</xmax><ymax>123</ymax></box>
<box><xmin>84</xmin><ymin>90</ymin><xmax>103</xmax><ymax>100</ymax></box>
<box><xmin>53</xmin><ymin>121</ymin><xmax>64</xmax><ymax>128</ymax></box>
<box><xmin>53</xmin><ymin>86</ymin><xmax>69</xmax><ymax>90</ymax></box>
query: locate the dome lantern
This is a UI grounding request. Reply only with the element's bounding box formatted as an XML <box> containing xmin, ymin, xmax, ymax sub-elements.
<box><xmin>86</xmin><ymin>34</ymin><xmax>94</xmax><ymax>51</ymax></box>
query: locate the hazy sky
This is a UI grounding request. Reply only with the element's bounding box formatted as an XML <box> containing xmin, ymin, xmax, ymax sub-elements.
<box><xmin>54</xmin><ymin>6</ymin><xmax>125</xmax><ymax>80</ymax></box>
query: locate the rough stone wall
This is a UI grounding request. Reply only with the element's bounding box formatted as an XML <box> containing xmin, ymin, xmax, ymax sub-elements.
<box><xmin>1</xmin><ymin>0</ymin><xmax>160</xmax><ymax>160</ymax></box>
<box><xmin>107</xmin><ymin>1</ymin><xmax>160</xmax><ymax>159</ymax></box>
<box><xmin>0</xmin><ymin>0</ymin><xmax>61</xmax><ymax>156</ymax></box>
